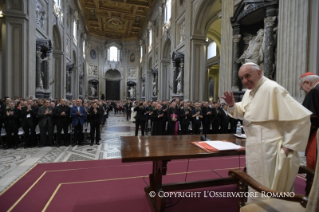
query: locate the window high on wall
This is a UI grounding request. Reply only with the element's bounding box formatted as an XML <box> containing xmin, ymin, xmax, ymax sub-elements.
<box><xmin>110</xmin><ymin>46</ymin><xmax>118</xmax><ymax>61</ymax></box>
<box><xmin>207</xmin><ymin>41</ymin><xmax>217</xmax><ymax>59</ymax></box>
<box><xmin>149</xmin><ymin>29</ymin><xmax>152</xmax><ymax>52</ymax></box>
<box><xmin>54</xmin><ymin>0</ymin><xmax>61</xmax><ymax>7</ymax></box>
<box><xmin>140</xmin><ymin>46</ymin><xmax>143</xmax><ymax>62</ymax></box>
<box><xmin>73</xmin><ymin>20</ymin><xmax>77</xmax><ymax>40</ymax></box>
<box><xmin>164</xmin><ymin>0</ymin><xmax>172</xmax><ymax>24</ymax></box>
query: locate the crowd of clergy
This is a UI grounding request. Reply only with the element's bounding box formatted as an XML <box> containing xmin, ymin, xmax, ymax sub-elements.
<box><xmin>0</xmin><ymin>96</ymin><xmax>238</xmax><ymax>149</ymax></box>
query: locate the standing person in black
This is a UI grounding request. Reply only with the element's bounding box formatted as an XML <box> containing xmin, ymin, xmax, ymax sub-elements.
<box><xmin>192</xmin><ymin>103</ymin><xmax>203</xmax><ymax>134</ymax></box>
<box><xmin>88</xmin><ymin>102</ymin><xmax>101</xmax><ymax>146</ymax></box>
<box><xmin>180</xmin><ymin>102</ymin><xmax>192</xmax><ymax>135</ymax></box>
<box><xmin>54</xmin><ymin>99</ymin><xmax>70</xmax><ymax>146</ymax></box>
<box><xmin>124</xmin><ymin>100</ymin><xmax>132</xmax><ymax>121</ymax></box>
<box><xmin>167</xmin><ymin>101</ymin><xmax>179</xmax><ymax>135</ymax></box>
<box><xmin>3</xmin><ymin>101</ymin><xmax>20</xmax><ymax>149</ymax></box>
<box><xmin>37</xmin><ymin>99</ymin><xmax>54</xmax><ymax>147</ymax></box>
<box><xmin>210</xmin><ymin>103</ymin><xmax>219</xmax><ymax>134</ymax></box>
<box><xmin>151</xmin><ymin>104</ymin><xmax>165</xmax><ymax>135</ymax></box>
<box><xmin>219</xmin><ymin>104</ymin><xmax>230</xmax><ymax>134</ymax></box>
<box><xmin>134</xmin><ymin>102</ymin><xmax>147</xmax><ymax>136</ymax></box>
<box><xmin>161</xmin><ymin>100</ymin><xmax>169</xmax><ymax>134</ymax></box>
<box><xmin>20</xmin><ymin>99</ymin><xmax>37</xmax><ymax>148</ymax></box>
<box><xmin>202</xmin><ymin>102</ymin><xmax>212</xmax><ymax>135</ymax></box>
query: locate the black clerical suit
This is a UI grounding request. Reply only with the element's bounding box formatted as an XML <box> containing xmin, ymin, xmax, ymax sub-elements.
<box><xmin>3</xmin><ymin>107</ymin><xmax>20</xmax><ymax>148</ymax></box>
<box><xmin>151</xmin><ymin>109</ymin><xmax>165</xmax><ymax>135</ymax></box>
<box><xmin>134</xmin><ymin>105</ymin><xmax>147</xmax><ymax>136</ymax></box>
<box><xmin>37</xmin><ymin>106</ymin><xmax>54</xmax><ymax>146</ymax></box>
<box><xmin>210</xmin><ymin>107</ymin><xmax>219</xmax><ymax>134</ymax></box>
<box><xmin>192</xmin><ymin>109</ymin><xmax>203</xmax><ymax>135</ymax></box>
<box><xmin>162</xmin><ymin>104</ymin><xmax>169</xmax><ymax>134</ymax></box>
<box><xmin>88</xmin><ymin>107</ymin><xmax>102</xmax><ymax>145</ymax></box>
<box><xmin>20</xmin><ymin>106</ymin><xmax>37</xmax><ymax>147</ymax></box>
<box><xmin>125</xmin><ymin>103</ymin><xmax>132</xmax><ymax>121</ymax></box>
<box><xmin>54</xmin><ymin>105</ymin><xmax>70</xmax><ymax>146</ymax></box>
<box><xmin>179</xmin><ymin>107</ymin><xmax>192</xmax><ymax>135</ymax></box>
<box><xmin>219</xmin><ymin>108</ymin><xmax>230</xmax><ymax>134</ymax></box>
<box><xmin>202</xmin><ymin>106</ymin><xmax>212</xmax><ymax>135</ymax></box>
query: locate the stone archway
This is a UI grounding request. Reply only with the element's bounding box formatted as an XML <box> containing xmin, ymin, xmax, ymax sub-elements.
<box><xmin>53</xmin><ymin>25</ymin><xmax>63</xmax><ymax>99</ymax></box>
<box><xmin>105</xmin><ymin>69</ymin><xmax>122</xmax><ymax>100</ymax></box>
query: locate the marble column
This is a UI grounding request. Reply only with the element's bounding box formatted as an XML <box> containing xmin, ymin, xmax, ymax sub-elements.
<box><xmin>219</xmin><ymin>0</ymin><xmax>234</xmax><ymax>97</ymax></box>
<box><xmin>263</xmin><ymin>16</ymin><xmax>276</xmax><ymax>79</ymax></box>
<box><xmin>43</xmin><ymin>52</ymin><xmax>51</xmax><ymax>91</ymax></box>
<box><xmin>232</xmin><ymin>34</ymin><xmax>241</xmax><ymax>90</ymax></box>
<box><xmin>172</xmin><ymin>61</ymin><xmax>177</xmax><ymax>94</ymax></box>
<box><xmin>36</xmin><ymin>50</ymin><xmax>43</xmax><ymax>90</ymax></box>
<box><xmin>180</xmin><ymin>58</ymin><xmax>184</xmax><ymax>94</ymax></box>
<box><xmin>276</xmin><ymin>0</ymin><xmax>309</xmax><ymax>101</ymax></box>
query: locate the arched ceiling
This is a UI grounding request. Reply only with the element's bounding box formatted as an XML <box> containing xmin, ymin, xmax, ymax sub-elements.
<box><xmin>78</xmin><ymin>0</ymin><xmax>155</xmax><ymax>40</ymax></box>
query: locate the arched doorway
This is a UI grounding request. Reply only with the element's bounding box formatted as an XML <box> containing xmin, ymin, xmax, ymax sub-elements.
<box><xmin>105</xmin><ymin>69</ymin><xmax>121</xmax><ymax>100</ymax></box>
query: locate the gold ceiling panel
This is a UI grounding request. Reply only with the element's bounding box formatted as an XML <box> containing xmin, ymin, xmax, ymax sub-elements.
<box><xmin>79</xmin><ymin>0</ymin><xmax>155</xmax><ymax>40</ymax></box>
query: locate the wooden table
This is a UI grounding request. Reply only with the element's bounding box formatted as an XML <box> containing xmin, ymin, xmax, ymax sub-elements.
<box><xmin>120</xmin><ymin>134</ymin><xmax>245</xmax><ymax>212</ymax></box>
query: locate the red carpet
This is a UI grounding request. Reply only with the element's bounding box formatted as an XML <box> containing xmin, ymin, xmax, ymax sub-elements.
<box><xmin>0</xmin><ymin>156</ymin><xmax>306</xmax><ymax>212</ymax></box>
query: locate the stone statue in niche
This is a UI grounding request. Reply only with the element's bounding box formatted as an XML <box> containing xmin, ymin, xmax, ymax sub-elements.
<box><xmin>152</xmin><ymin>77</ymin><xmax>157</xmax><ymax>96</ymax></box>
<box><xmin>90</xmin><ymin>83</ymin><xmax>97</xmax><ymax>96</ymax></box>
<box><xmin>142</xmin><ymin>82</ymin><xmax>145</xmax><ymax>97</ymax></box>
<box><xmin>237</xmin><ymin>29</ymin><xmax>265</xmax><ymax>70</ymax></box>
<box><xmin>176</xmin><ymin>70</ymin><xmax>182</xmax><ymax>94</ymax></box>
<box><xmin>129</xmin><ymin>86</ymin><xmax>135</xmax><ymax>98</ymax></box>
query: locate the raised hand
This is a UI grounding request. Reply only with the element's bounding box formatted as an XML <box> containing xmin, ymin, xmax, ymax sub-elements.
<box><xmin>221</xmin><ymin>91</ymin><xmax>235</xmax><ymax>107</ymax></box>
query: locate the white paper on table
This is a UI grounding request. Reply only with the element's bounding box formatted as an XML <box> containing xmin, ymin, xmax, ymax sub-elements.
<box><xmin>204</xmin><ymin>141</ymin><xmax>242</xmax><ymax>151</ymax></box>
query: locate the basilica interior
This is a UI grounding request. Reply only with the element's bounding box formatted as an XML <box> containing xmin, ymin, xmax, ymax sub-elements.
<box><xmin>0</xmin><ymin>0</ymin><xmax>319</xmax><ymax>211</ymax></box>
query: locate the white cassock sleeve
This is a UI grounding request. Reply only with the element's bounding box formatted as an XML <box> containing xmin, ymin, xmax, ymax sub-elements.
<box><xmin>282</xmin><ymin>116</ymin><xmax>311</xmax><ymax>152</ymax></box>
<box><xmin>227</xmin><ymin>102</ymin><xmax>244</xmax><ymax>120</ymax></box>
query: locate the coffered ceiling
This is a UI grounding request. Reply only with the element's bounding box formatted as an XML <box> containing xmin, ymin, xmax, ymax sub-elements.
<box><xmin>78</xmin><ymin>0</ymin><xmax>155</xmax><ymax>40</ymax></box>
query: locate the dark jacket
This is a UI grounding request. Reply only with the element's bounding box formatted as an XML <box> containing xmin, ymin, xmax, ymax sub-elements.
<box><xmin>37</xmin><ymin>106</ymin><xmax>54</xmax><ymax>128</ymax></box>
<box><xmin>134</xmin><ymin>106</ymin><xmax>148</xmax><ymax>121</ymax></box>
<box><xmin>20</xmin><ymin>106</ymin><xmax>37</xmax><ymax>128</ymax></box>
<box><xmin>54</xmin><ymin>105</ymin><xmax>71</xmax><ymax>125</ymax></box>
<box><xmin>3</xmin><ymin>107</ymin><xmax>20</xmax><ymax>128</ymax></box>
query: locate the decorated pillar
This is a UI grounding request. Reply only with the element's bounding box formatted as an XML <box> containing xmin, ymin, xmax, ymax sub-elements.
<box><xmin>232</xmin><ymin>34</ymin><xmax>242</xmax><ymax>90</ymax></box>
<box><xmin>263</xmin><ymin>15</ymin><xmax>276</xmax><ymax>78</ymax></box>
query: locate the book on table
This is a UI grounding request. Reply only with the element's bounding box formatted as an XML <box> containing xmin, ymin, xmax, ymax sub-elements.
<box><xmin>192</xmin><ymin>140</ymin><xmax>244</xmax><ymax>153</ymax></box>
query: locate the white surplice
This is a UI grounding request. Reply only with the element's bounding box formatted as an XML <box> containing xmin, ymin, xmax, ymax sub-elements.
<box><xmin>228</xmin><ymin>76</ymin><xmax>311</xmax><ymax>202</ymax></box>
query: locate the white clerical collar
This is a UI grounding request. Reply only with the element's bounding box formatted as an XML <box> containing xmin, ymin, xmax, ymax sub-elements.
<box><xmin>251</xmin><ymin>76</ymin><xmax>267</xmax><ymax>95</ymax></box>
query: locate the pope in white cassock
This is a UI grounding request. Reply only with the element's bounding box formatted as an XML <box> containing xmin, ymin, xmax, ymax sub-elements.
<box><xmin>222</xmin><ymin>62</ymin><xmax>312</xmax><ymax>202</ymax></box>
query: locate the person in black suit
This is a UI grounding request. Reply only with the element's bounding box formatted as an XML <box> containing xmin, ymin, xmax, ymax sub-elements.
<box><xmin>211</xmin><ymin>103</ymin><xmax>221</xmax><ymax>134</ymax></box>
<box><xmin>54</xmin><ymin>99</ymin><xmax>70</xmax><ymax>147</ymax></box>
<box><xmin>192</xmin><ymin>103</ymin><xmax>203</xmax><ymax>134</ymax></box>
<box><xmin>134</xmin><ymin>102</ymin><xmax>148</xmax><ymax>136</ymax></box>
<box><xmin>3</xmin><ymin>101</ymin><xmax>20</xmax><ymax>149</ymax></box>
<box><xmin>180</xmin><ymin>102</ymin><xmax>192</xmax><ymax>135</ymax></box>
<box><xmin>202</xmin><ymin>102</ymin><xmax>212</xmax><ymax>135</ymax></box>
<box><xmin>37</xmin><ymin>99</ymin><xmax>54</xmax><ymax>146</ymax></box>
<box><xmin>20</xmin><ymin>99</ymin><xmax>37</xmax><ymax>148</ymax></box>
<box><xmin>219</xmin><ymin>104</ymin><xmax>230</xmax><ymax>134</ymax></box>
<box><xmin>124</xmin><ymin>100</ymin><xmax>132</xmax><ymax>121</ymax></box>
<box><xmin>151</xmin><ymin>104</ymin><xmax>165</xmax><ymax>135</ymax></box>
<box><xmin>88</xmin><ymin>102</ymin><xmax>102</xmax><ymax>146</ymax></box>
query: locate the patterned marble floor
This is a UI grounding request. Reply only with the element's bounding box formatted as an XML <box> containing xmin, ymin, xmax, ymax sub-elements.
<box><xmin>0</xmin><ymin>113</ymin><xmax>135</xmax><ymax>193</ymax></box>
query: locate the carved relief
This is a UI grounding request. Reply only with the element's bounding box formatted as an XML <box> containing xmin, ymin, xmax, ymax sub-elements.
<box><xmin>180</xmin><ymin>20</ymin><xmax>186</xmax><ymax>43</ymax></box>
<box><xmin>36</xmin><ymin>0</ymin><xmax>47</xmax><ymax>31</ymax></box>
<box><xmin>88</xmin><ymin>65</ymin><xmax>98</xmax><ymax>76</ymax></box>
